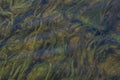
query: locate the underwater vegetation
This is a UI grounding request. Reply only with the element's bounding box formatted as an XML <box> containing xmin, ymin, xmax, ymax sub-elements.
<box><xmin>0</xmin><ymin>0</ymin><xmax>120</xmax><ymax>80</ymax></box>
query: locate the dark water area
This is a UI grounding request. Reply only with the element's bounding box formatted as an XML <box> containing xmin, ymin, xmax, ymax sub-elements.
<box><xmin>0</xmin><ymin>0</ymin><xmax>120</xmax><ymax>80</ymax></box>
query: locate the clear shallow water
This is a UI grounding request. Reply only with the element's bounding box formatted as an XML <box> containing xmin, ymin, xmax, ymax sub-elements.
<box><xmin>0</xmin><ymin>0</ymin><xmax>120</xmax><ymax>80</ymax></box>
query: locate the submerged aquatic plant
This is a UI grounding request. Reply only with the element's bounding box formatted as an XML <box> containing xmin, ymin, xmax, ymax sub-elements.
<box><xmin>0</xmin><ymin>0</ymin><xmax>120</xmax><ymax>80</ymax></box>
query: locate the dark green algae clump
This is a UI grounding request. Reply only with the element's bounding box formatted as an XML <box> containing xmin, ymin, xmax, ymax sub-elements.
<box><xmin>0</xmin><ymin>0</ymin><xmax>120</xmax><ymax>80</ymax></box>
